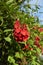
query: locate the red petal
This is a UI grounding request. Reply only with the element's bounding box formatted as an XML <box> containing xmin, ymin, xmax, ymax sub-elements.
<box><xmin>15</xmin><ymin>28</ymin><xmax>21</xmax><ymax>33</ymax></box>
<box><xmin>23</xmin><ymin>35</ymin><xmax>28</xmax><ymax>41</ymax></box>
<box><xmin>14</xmin><ymin>20</ymin><xmax>21</xmax><ymax>29</ymax></box>
<box><xmin>34</xmin><ymin>41</ymin><xmax>40</xmax><ymax>47</ymax></box>
<box><xmin>21</xmin><ymin>29</ymin><xmax>28</xmax><ymax>36</ymax></box>
<box><xmin>38</xmin><ymin>28</ymin><xmax>43</xmax><ymax>32</ymax></box>
<box><xmin>24</xmin><ymin>44</ymin><xmax>29</xmax><ymax>49</ymax></box>
<box><xmin>35</xmin><ymin>36</ymin><xmax>40</xmax><ymax>41</ymax></box>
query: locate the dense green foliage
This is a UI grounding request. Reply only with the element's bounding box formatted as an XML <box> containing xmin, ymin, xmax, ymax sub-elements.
<box><xmin>0</xmin><ymin>0</ymin><xmax>43</xmax><ymax>65</ymax></box>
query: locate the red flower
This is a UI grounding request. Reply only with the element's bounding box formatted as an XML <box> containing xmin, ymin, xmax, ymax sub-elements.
<box><xmin>15</xmin><ymin>28</ymin><xmax>21</xmax><ymax>33</ymax></box>
<box><xmin>34</xmin><ymin>41</ymin><xmax>40</xmax><ymax>47</ymax></box>
<box><xmin>34</xmin><ymin>41</ymin><xmax>42</xmax><ymax>49</ymax></box>
<box><xmin>14</xmin><ymin>20</ymin><xmax>21</xmax><ymax>29</ymax></box>
<box><xmin>35</xmin><ymin>36</ymin><xmax>40</xmax><ymax>41</ymax></box>
<box><xmin>29</xmin><ymin>48</ymin><xmax>33</xmax><ymax>51</ymax></box>
<box><xmin>13</xmin><ymin>20</ymin><xmax>30</xmax><ymax>42</ymax></box>
<box><xmin>24</xmin><ymin>44</ymin><xmax>29</xmax><ymax>49</ymax></box>
<box><xmin>34</xmin><ymin>35</ymin><xmax>41</xmax><ymax>48</ymax></box>
<box><xmin>22</xmin><ymin>24</ymin><xmax>27</xmax><ymax>30</ymax></box>
<box><xmin>34</xmin><ymin>36</ymin><xmax>41</xmax><ymax>48</ymax></box>
<box><xmin>23</xmin><ymin>35</ymin><xmax>29</xmax><ymax>41</ymax></box>
<box><xmin>41</xmin><ymin>48</ymin><xmax>43</xmax><ymax>54</ymax></box>
<box><xmin>21</xmin><ymin>29</ymin><xmax>29</xmax><ymax>36</ymax></box>
<box><xmin>39</xmin><ymin>45</ymin><xmax>42</xmax><ymax>49</ymax></box>
<box><xmin>38</xmin><ymin>28</ymin><xmax>43</xmax><ymax>32</ymax></box>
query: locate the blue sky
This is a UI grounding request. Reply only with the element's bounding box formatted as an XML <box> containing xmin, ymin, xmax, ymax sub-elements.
<box><xmin>29</xmin><ymin>0</ymin><xmax>43</xmax><ymax>25</ymax></box>
<box><xmin>21</xmin><ymin>0</ymin><xmax>43</xmax><ymax>25</ymax></box>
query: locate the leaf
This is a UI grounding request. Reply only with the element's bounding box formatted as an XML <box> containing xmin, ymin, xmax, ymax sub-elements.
<box><xmin>32</xmin><ymin>56</ymin><xmax>36</xmax><ymax>60</ymax></box>
<box><xmin>4</xmin><ymin>29</ymin><xmax>12</xmax><ymax>32</ymax></box>
<box><xmin>24</xmin><ymin>4</ymin><xmax>31</xmax><ymax>9</ymax></box>
<box><xmin>40</xmin><ymin>41</ymin><xmax>43</xmax><ymax>45</ymax></box>
<box><xmin>36</xmin><ymin>48</ymin><xmax>41</xmax><ymax>54</ymax></box>
<box><xmin>15</xmin><ymin>52</ymin><xmax>23</xmax><ymax>59</ymax></box>
<box><xmin>19</xmin><ymin>41</ymin><xmax>26</xmax><ymax>45</ymax></box>
<box><xmin>39</xmin><ymin>54</ymin><xmax>43</xmax><ymax>61</ymax></box>
<box><xmin>8</xmin><ymin>56</ymin><xmax>19</xmax><ymax>65</ymax></box>
<box><xmin>14</xmin><ymin>64</ymin><xmax>18</xmax><ymax>65</ymax></box>
<box><xmin>31</xmin><ymin>60</ymin><xmax>36</xmax><ymax>65</ymax></box>
<box><xmin>28</xmin><ymin>39</ymin><xmax>34</xmax><ymax>45</ymax></box>
<box><xmin>27</xmin><ymin>51</ymin><xmax>32</xmax><ymax>56</ymax></box>
<box><xmin>36</xmin><ymin>62</ymin><xmax>40</xmax><ymax>65</ymax></box>
<box><xmin>34</xmin><ymin>33</ymin><xmax>38</xmax><ymax>36</ymax></box>
<box><xmin>35</xmin><ymin>5</ymin><xmax>40</xmax><ymax>9</ymax></box>
<box><xmin>8</xmin><ymin>56</ymin><xmax>15</xmax><ymax>63</ymax></box>
<box><xmin>40</xmin><ymin>32</ymin><xmax>43</xmax><ymax>35</ymax></box>
<box><xmin>4</xmin><ymin>37</ymin><xmax>11</xmax><ymax>43</ymax></box>
<box><xmin>0</xmin><ymin>16</ymin><xmax>3</xmax><ymax>26</ymax></box>
<box><xmin>6</xmin><ymin>0</ymin><xmax>13</xmax><ymax>4</ymax></box>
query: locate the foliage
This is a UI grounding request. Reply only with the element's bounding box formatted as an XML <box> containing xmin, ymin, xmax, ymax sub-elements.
<box><xmin>0</xmin><ymin>0</ymin><xmax>43</xmax><ymax>65</ymax></box>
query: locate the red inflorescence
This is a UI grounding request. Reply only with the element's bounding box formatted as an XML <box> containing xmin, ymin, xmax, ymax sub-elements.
<box><xmin>38</xmin><ymin>28</ymin><xmax>43</xmax><ymax>32</ymax></box>
<box><xmin>35</xmin><ymin>36</ymin><xmax>40</xmax><ymax>41</ymax></box>
<box><xmin>13</xmin><ymin>20</ymin><xmax>30</xmax><ymax>42</ymax></box>
<box><xmin>41</xmin><ymin>48</ymin><xmax>43</xmax><ymax>54</ymax></box>
<box><xmin>24</xmin><ymin>44</ymin><xmax>29</xmax><ymax>49</ymax></box>
<box><xmin>34</xmin><ymin>41</ymin><xmax>40</xmax><ymax>47</ymax></box>
<box><xmin>29</xmin><ymin>48</ymin><xmax>33</xmax><ymax>51</ymax></box>
<box><xmin>34</xmin><ymin>36</ymin><xmax>40</xmax><ymax>48</ymax></box>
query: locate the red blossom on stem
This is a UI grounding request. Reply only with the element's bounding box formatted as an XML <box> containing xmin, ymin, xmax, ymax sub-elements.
<box><xmin>41</xmin><ymin>48</ymin><xmax>43</xmax><ymax>54</ymax></box>
<box><xmin>34</xmin><ymin>41</ymin><xmax>39</xmax><ymax>47</ymax></box>
<box><xmin>14</xmin><ymin>20</ymin><xmax>21</xmax><ymax>29</ymax></box>
<box><xmin>35</xmin><ymin>36</ymin><xmax>40</xmax><ymax>41</ymax></box>
<box><xmin>24</xmin><ymin>44</ymin><xmax>29</xmax><ymax>49</ymax></box>
<box><xmin>38</xmin><ymin>28</ymin><xmax>43</xmax><ymax>32</ymax></box>
<box><xmin>34</xmin><ymin>35</ymin><xmax>41</xmax><ymax>48</ymax></box>
<box><xmin>29</xmin><ymin>48</ymin><xmax>33</xmax><ymax>51</ymax></box>
<box><xmin>13</xmin><ymin>20</ymin><xmax>30</xmax><ymax>42</ymax></box>
<box><xmin>34</xmin><ymin>41</ymin><xmax>42</xmax><ymax>49</ymax></box>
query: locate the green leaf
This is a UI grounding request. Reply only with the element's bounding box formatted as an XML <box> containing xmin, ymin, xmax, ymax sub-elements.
<box><xmin>36</xmin><ymin>62</ymin><xmax>40</xmax><ymax>65</ymax></box>
<box><xmin>27</xmin><ymin>51</ymin><xmax>32</xmax><ymax>56</ymax></box>
<box><xmin>40</xmin><ymin>32</ymin><xmax>43</xmax><ymax>35</ymax></box>
<box><xmin>8</xmin><ymin>56</ymin><xmax>15</xmax><ymax>63</ymax></box>
<box><xmin>31</xmin><ymin>60</ymin><xmax>36</xmax><ymax>65</ymax></box>
<box><xmin>15</xmin><ymin>52</ymin><xmax>23</xmax><ymax>59</ymax></box>
<box><xmin>4</xmin><ymin>37</ymin><xmax>11</xmax><ymax>43</ymax></box>
<box><xmin>36</xmin><ymin>48</ymin><xmax>41</xmax><ymax>54</ymax></box>
<box><xmin>14</xmin><ymin>64</ymin><xmax>18</xmax><ymax>65</ymax></box>
<box><xmin>40</xmin><ymin>41</ymin><xmax>43</xmax><ymax>45</ymax></box>
<box><xmin>19</xmin><ymin>41</ymin><xmax>26</xmax><ymax>45</ymax></box>
<box><xmin>34</xmin><ymin>33</ymin><xmax>38</xmax><ymax>36</ymax></box>
<box><xmin>4</xmin><ymin>29</ymin><xmax>12</xmax><ymax>32</ymax></box>
<box><xmin>28</xmin><ymin>39</ymin><xmax>34</xmax><ymax>45</ymax></box>
<box><xmin>32</xmin><ymin>56</ymin><xmax>36</xmax><ymax>60</ymax></box>
<box><xmin>6</xmin><ymin>0</ymin><xmax>13</xmax><ymax>4</ymax></box>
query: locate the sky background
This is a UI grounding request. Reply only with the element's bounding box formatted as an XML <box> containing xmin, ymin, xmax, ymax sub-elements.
<box><xmin>29</xmin><ymin>0</ymin><xmax>43</xmax><ymax>25</ymax></box>
<box><xmin>21</xmin><ymin>0</ymin><xmax>43</xmax><ymax>25</ymax></box>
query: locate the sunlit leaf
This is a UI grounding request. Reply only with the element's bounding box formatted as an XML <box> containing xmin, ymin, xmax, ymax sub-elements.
<box><xmin>4</xmin><ymin>37</ymin><xmax>11</xmax><ymax>43</ymax></box>
<box><xmin>4</xmin><ymin>29</ymin><xmax>12</xmax><ymax>32</ymax></box>
<box><xmin>8</xmin><ymin>56</ymin><xmax>15</xmax><ymax>63</ymax></box>
<box><xmin>15</xmin><ymin>52</ymin><xmax>23</xmax><ymax>59</ymax></box>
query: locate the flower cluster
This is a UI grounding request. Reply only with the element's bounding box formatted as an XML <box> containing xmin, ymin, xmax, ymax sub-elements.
<box><xmin>22</xmin><ymin>44</ymin><xmax>33</xmax><ymax>51</ymax></box>
<box><xmin>33</xmin><ymin>26</ymin><xmax>43</xmax><ymax>32</ymax></box>
<box><xmin>33</xmin><ymin>27</ymin><xmax>43</xmax><ymax>54</ymax></box>
<box><xmin>13</xmin><ymin>20</ymin><xmax>30</xmax><ymax>42</ymax></box>
<box><xmin>34</xmin><ymin>36</ymin><xmax>41</xmax><ymax>49</ymax></box>
<box><xmin>38</xmin><ymin>28</ymin><xmax>43</xmax><ymax>32</ymax></box>
<box><xmin>23</xmin><ymin>44</ymin><xmax>29</xmax><ymax>50</ymax></box>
